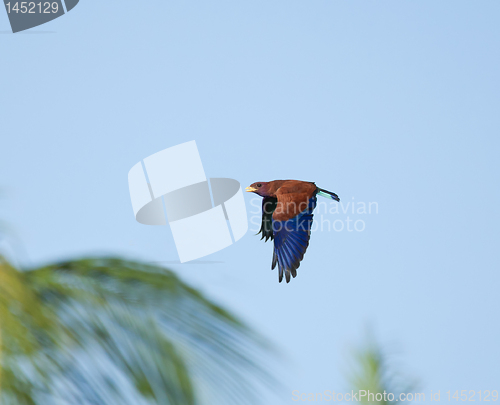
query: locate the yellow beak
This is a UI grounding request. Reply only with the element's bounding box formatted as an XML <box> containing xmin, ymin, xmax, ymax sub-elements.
<box><xmin>245</xmin><ymin>186</ymin><xmax>258</xmax><ymax>192</ymax></box>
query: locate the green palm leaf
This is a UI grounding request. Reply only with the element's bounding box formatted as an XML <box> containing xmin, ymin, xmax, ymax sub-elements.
<box><xmin>348</xmin><ymin>334</ymin><xmax>418</xmax><ymax>405</ymax></box>
<box><xmin>0</xmin><ymin>257</ymin><xmax>274</xmax><ymax>405</ymax></box>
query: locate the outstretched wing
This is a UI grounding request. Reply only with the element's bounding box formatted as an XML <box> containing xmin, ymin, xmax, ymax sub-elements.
<box><xmin>258</xmin><ymin>197</ymin><xmax>278</xmax><ymax>242</ymax></box>
<box><xmin>271</xmin><ymin>196</ymin><xmax>317</xmax><ymax>283</ymax></box>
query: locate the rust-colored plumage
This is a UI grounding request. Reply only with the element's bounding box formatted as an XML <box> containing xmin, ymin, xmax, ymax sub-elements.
<box><xmin>245</xmin><ymin>180</ymin><xmax>340</xmax><ymax>283</ymax></box>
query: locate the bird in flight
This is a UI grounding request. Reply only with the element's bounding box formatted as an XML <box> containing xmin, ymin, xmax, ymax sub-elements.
<box><xmin>246</xmin><ymin>180</ymin><xmax>340</xmax><ymax>283</ymax></box>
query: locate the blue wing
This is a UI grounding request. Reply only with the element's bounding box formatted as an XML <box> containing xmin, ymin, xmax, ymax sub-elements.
<box><xmin>272</xmin><ymin>196</ymin><xmax>317</xmax><ymax>283</ymax></box>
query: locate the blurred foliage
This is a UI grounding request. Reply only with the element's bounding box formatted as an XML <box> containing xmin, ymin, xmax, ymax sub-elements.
<box><xmin>348</xmin><ymin>334</ymin><xmax>418</xmax><ymax>405</ymax></box>
<box><xmin>0</xmin><ymin>256</ymin><xmax>274</xmax><ymax>405</ymax></box>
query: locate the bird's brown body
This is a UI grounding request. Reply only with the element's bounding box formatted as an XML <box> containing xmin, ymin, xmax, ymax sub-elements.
<box><xmin>268</xmin><ymin>180</ymin><xmax>317</xmax><ymax>221</ymax></box>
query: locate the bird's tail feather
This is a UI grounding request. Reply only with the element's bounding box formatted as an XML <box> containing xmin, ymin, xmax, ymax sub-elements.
<box><xmin>317</xmin><ymin>188</ymin><xmax>340</xmax><ymax>202</ymax></box>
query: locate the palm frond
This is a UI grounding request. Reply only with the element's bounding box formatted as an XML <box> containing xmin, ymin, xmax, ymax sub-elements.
<box><xmin>0</xmin><ymin>257</ymin><xmax>275</xmax><ymax>405</ymax></box>
<box><xmin>348</xmin><ymin>333</ymin><xmax>418</xmax><ymax>405</ymax></box>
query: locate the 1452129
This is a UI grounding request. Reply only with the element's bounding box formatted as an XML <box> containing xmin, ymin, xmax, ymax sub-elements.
<box><xmin>5</xmin><ymin>2</ymin><xmax>59</xmax><ymax>14</ymax></box>
<box><xmin>446</xmin><ymin>390</ymin><xmax>499</xmax><ymax>401</ymax></box>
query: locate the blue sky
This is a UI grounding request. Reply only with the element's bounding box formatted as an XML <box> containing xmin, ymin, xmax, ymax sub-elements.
<box><xmin>1</xmin><ymin>1</ymin><xmax>499</xmax><ymax>403</ymax></box>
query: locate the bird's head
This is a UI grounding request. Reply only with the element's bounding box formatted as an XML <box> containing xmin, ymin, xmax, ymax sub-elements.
<box><xmin>245</xmin><ymin>182</ymin><xmax>270</xmax><ymax>197</ymax></box>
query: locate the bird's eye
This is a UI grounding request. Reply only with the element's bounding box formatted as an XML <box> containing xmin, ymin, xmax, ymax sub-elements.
<box><xmin>257</xmin><ymin>183</ymin><xmax>262</xmax><ymax>187</ymax></box>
